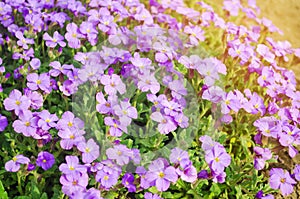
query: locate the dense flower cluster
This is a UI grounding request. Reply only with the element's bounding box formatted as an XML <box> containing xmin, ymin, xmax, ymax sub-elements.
<box><xmin>1</xmin><ymin>0</ymin><xmax>300</xmax><ymax>198</ymax></box>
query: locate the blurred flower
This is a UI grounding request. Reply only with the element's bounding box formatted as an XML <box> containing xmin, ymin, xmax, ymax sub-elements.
<box><xmin>5</xmin><ymin>155</ymin><xmax>30</xmax><ymax>172</ymax></box>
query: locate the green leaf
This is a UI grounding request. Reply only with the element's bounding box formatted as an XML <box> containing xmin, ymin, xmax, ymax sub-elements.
<box><xmin>31</xmin><ymin>180</ymin><xmax>41</xmax><ymax>199</ymax></box>
<box><xmin>0</xmin><ymin>180</ymin><xmax>9</xmax><ymax>199</ymax></box>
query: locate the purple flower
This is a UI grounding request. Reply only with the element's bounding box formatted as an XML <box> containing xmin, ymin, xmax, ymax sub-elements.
<box><xmin>113</xmin><ymin>101</ymin><xmax>138</xmax><ymax>126</ymax></box>
<box><xmin>293</xmin><ymin>164</ymin><xmax>300</xmax><ymax>181</ymax></box>
<box><xmin>60</xmin><ymin>173</ymin><xmax>89</xmax><ymax>196</ymax></box>
<box><xmin>96</xmin><ymin>92</ymin><xmax>117</xmax><ymax>114</ymax></box>
<box><xmin>184</xmin><ymin>25</ymin><xmax>205</xmax><ymax>46</ymax></box>
<box><xmin>169</xmin><ymin>147</ymin><xmax>190</xmax><ymax>165</ymax></box>
<box><xmin>257</xmin><ymin>44</ymin><xmax>275</xmax><ymax>63</ymax></box>
<box><xmin>36</xmin><ymin>151</ymin><xmax>55</xmax><ymax>170</ymax></box>
<box><xmin>136</xmin><ymin>166</ymin><xmax>152</xmax><ymax>189</ymax></box>
<box><xmin>37</xmin><ymin>110</ymin><xmax>58</xmax><ymax>130</ymax></box>
<box><xmin>106</xmin><ymin>144</ymin><xmax>133</xmax><ymax>166</ymax></box>
<box><xmin>269</xmin><ymin>168</ymin><xmax>296</xmax><ymax>196</ymax></box>
<box><xmin>202</xmin><ymin>86</ymin><xmax>225</xmax><ymax>103</ymax></box>
<box><xmin>95</xmin><ymin>169</ymin><xmax>119</xmax><ymax>189</ymax></box>
<box><xmin>205</xmin><ymin>145</ymin><xmax>231</xmax><ymax>174</ymax></box>
<box><xmin>255</xmin><ymin>190</ymin><xmax>274</xmax><ymax>199</ymax></box>
<box><xmin>100</xmin><ymin>74</ymin><xmax>126</xmax><ymax>95</ymax></box>
<box><xmin>57</xmin><ymin>111</ymin><xmax>84</xmax><ymax>131</ymax></box>
<box><xmin>43</xmin><ymin>31</ymin><xmax>66</xmax><ymax>48</ymax></box>
<box><xmin>253</xmin><ymin>147</ymin><xmax>272</xmax><ymax>170</ymax></box>
<box><xmin>26</xmin><ymin>91</ymin><xmax>43</xmax><ymax>110</ymax></box>
<box><xmin>104</xmin><ymin>117</ymin><xmax>127</xmax><ymax>137</ymax></box>
<box><xmin>15</xmin><ymin>31</ymin><xmax>34</xmax><ymax>49</ymax></box>
<box><xmin>77</xmin><ymin>139</ymin><xmax>100</xmax><ymax>164</ymax></box>
<box><xmin>49</xmin><ymin>61</ymin><xmax>73</xmax><ymax>77</ymax></box>
<box><xmin>3</xmin><ymin>89</ymin><xmax>31</xmax><ymax>116</ymax></box>
<box><xmin>30</xmin><ymin>58</ymin><xmax>41</xmax><ymax>70</ymax></box>
<box><xmin>0</xmin><ymin>114</ymin><xmax>8</xmax><ymax>132</ymax></box>
<box><xmin>122</xmin><ymin>173</ymin><xmax>136</xmax><ymax>192</ymax></box>
<box><xmin>176</xmin><ymin>161</ymin><xmax>197</xmax><ymax>183</ymax></box>
<box><xmin>27</xmin><ymin>73</ymin><xmax>51</xmax><ymax>92</ymax></box>
<box><xmin>65</xmin><ymin>23</ymin><xmax>83</xmax><ymax>49</ymax></box>
<box><xmin>12</xmin><ymin>110</ymin><xmax>37</xmax><ymax>137</ymax></box>
<box><xmin>145</xmin><ymin>158</ymin><xmax>178</xmax><ymax>191</ymax></box>
<box><xmin>144</xmin><ymin>192</ymin><xmax>163</xmax><ymax>199</ymax></box>
<box><xmin>59</xmin><ymin>156</ymin><xmax>87</xmax><ymax>175</ymax></box>
<box><xmin>5</xmin><ymin>155</ymin><xmax>30</xmax><ymax>172</ymax></box>
<box><xmin>137</xmin><ymin>71</ymin><xmax>160</xmax><ymax>94</ymax></box>
<box><xmin>79</xmin><ymin>21</ymin><xmax>98</xmax><ymax>46</ymax></box>
<box><xmin>58</xmin><ymin>128</ymin><xmax>85</xmax><ymax>150</ymax></box>
<box><xmin>151</xmin><ymin>111</ymin><xmax>177</xmax><ymax>134</ymax></box>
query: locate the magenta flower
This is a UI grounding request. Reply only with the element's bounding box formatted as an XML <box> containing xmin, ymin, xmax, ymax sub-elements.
<box><xmin>151</xmin><ymin>111</ymin><xmax>177</xmax><ymax>134</ymax></box>
<box><xmin>43</xmin><ymin>31</ymin><xmax>66</xmax><ymax>48</ymax></box>
<box><xmin>0</xmin><ymin>114</ymin><xmax>8</xmax><ymax>132</ymax></box>
<box><xmin>100</xmin><ymin>74</ymin><xmax>126</xmax><ymax>96</ymax></box>
<box><xmin>3</xmin><ymin>89</ymin><xmax>31</xmax><ymax>116</ymax></box>
<box><xmin>269</xmin><ymin>168</ymin><xmax>296</xmax><ymax>196</ymax></box>
<box><xmin>5</xmin><ymin>155</ymin><xmax>30</xmax><ymax>172</ymax></box>
<box><xmin>12</xmin><ymin>110</ymin><xmax>37</xmax><ymax>137</ymax></box>
<box><xmin>145</xmin><ymin>158</ymin><xmax>178</xmax><ymax>191</ymax></box>
<box><xmin>15</xmin><ymin>31</ymin><xmax>34</xmax><ymax>49</ymax></box>
<box><xmin>27</xmin><ymin>73</ymin><xmax>51</xmax><ymax>92</ymax></box>
<box><xmin>65</xmin><ymin>23</ymin><xmax>84</xmax><ymax>49</ymax></box>
<box><xmin>36</xmin><ymin>151</ymin><xmax>55</xmax><ymax>170</ymax></box>
<box><xmin>77</xmin><ymin>139</ymin><xmax>100</xmax><ymax>164</ymax></box>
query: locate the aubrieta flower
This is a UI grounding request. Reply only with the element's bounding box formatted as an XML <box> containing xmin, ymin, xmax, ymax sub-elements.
<box><xmin>176</xmin><ymin>160</ymin><xmax>197</xmax><ymax>183</ymax></box>
<box><xmin>59</xmin><ymin>155</ymin><xmax>87</xmax><ymax>176</ymax></box>
<box><xmin>150</xmin><ymin>111</ymin><xmax>177</xmax><ymax>134</ymax></box>
<box><xmin>49</xmin><ymin>61</ymin><xmax>73</xmax><ymax>77</ymax></box>
<box><xmin>269</xmin><ymin>168</ymin><xmax>296</xmax><ymax>196</ymax></box>
<box><xmin>96</xmin><ymin>92</ymin><xmax>117</xmax><ymax>114</ymax></box>
<box><xmin>15</xmin><ymin>31</ymin><xmax>34</xmax><ymax>49</ymax></box>
<box><xmin>144</xmin><ymin>192</ymin><xmax>163</xmax><ymax>199</ymax></box>
<box><xmin>293</xmin><ymin>164</ymin><xmax>300</xmax><ymax>181</ymax></box>
<box><xmin>184</xmin><ymin>25</ymin><xmax>205</xmax><ymax>46</ymax></box>
<box><xmin>106</xmin><ymin>144</ymin><xmax>133</xmax><ymax>166</ymax></box>
<box><xmin>43</xmin><ymin>31</ymin><xmax>66</xmax><ymax>48</ymax></box>
<box><xmin>113</xmin><ymin>100</ymin><xmax>138</xmax><ymax>126</ymax></box>
<box><xmin>65</xmin><ymin>22</ymin><xmax>84</xmax><ymax>49</ymax></box>
<box><xmin>37</xmin><ymin>110</ymin><xmax>58</xmax><ymax>130</ymax></box>
<box><xmin>30</xmin><ymin>58</ymin><xmax>41</xmax><ymax>70</ymax></box>
<box><xmin>256</xmin><ymin>44</ymin><xmax>275</xmax><ymax>63</ymax></box>
<box><xmin>5</xmin><ymin>155</ymin><xmax>30</xmax><ymax>172</ymax></box>
<box><xmin>104</xmin><ymin>117</ymin><xmax>127</xmax><ymax>137</ymax></box>
<box><xmin>36</xmin><ymin>151</ymin><xmax>55</xmax><ymax>170</ymax></box>
<box><xmin>253</xmin><ymin>146</ymin><xmax>272</xmax><ymax>170</ymax></box>
<box><xmin>12</xmin><ymin>110</ymin><xmax>37</xmax><ymax>137</ymax></box>
<box><xmin>169</xmin><ymin>147</ymin><xmax>190</xmax><ymax>165</ymax></box>
<box><xmin>122</xmin><ymin>173</ymin><xmax>136</xmax><ymax>192</ymax></box>
<box><xmin>137</xmin><ymin>71</ymin><xmax>160</xmax><ymax>94</ymax></box>
<box><xmin>27</xmin><ymin>73</ymin><xmax>51</xmax><ymax>93</ymax></box>
<box><xmin>56</xmin><ymin>111</ymin><xmax>84</xmax><ymax>131</ymax></box>
<box><xmin>60</xmin><ymin>172</ymin><xmax>89</xmax><ymax>196</ymax></box>
<box><xmin>205</xmin><ymin>144</ymin><xmax>231</xmax><ymax>175</ymax></box>
<box><xmin>3</xmin><ymin>89</ymin><xmax>31</xmax><ymax>116</ymax></box>
<box><xmin>0</xmin><ymin>114</ymin><xmax>8</xmax><ymax>132</ymax></box>
<box><xmin>145</xmin><ymin>158</ymin><xmax>178</xmax><ymax>191</ymax></box>
<box><xmin>255</xmin><ymin>190</ymin><xmax>274</xmax><ymax>199</ymax></box>
<box><xmin>100</xmin><ymin>74</ymin><xmax>126</xmax><ymax>96</ymax></box>
<box><xmin>77</xmin><ymin>139</ymin><xmax>100</xmax><ymax>164</ymax></box>
<box><xmin>58</xmin><ymin>128</ymin><xmax>85</xmax><ymax>150</ymax></box>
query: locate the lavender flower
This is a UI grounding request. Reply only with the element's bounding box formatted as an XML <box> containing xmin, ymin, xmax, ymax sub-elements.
<box><xmin>3</xmin><ymin>89</ymin><xmax>31</xmax><ymax>116</ymax></box>
<box><xmin>77</xmin><ymin>139</ymin><xmax>100</xmax><ymax>164</ymax></box>
<box><xmin>5</xmin><ymin>155</ymin><xmax>30</xmax><ymax>172</ymax></box>
<box><xmin>122</xmin><ymin>173</ymin><xmax>136</xmax><ymax>192</ymax></box>
<box><xmin>269</xmin><ymin>168</ymin><xmax>296</xmax><ymax>196</ymax></box>
<box><xmin>27</xmin><ymin>73</ymin><xmax>51</xmax><ymax>92</ymax></box>
<box><xmin>0</xmin><ymin>114</ymin><xmax>8</xmax><ymax>132</ymax></box>
<box><xmin>65</xmin><ymin>22</ymin><xmax>83</xmax><ymax>49</ymax></box>
<box><xmin>43</xmin><ymin>31</ymin><xmax>66</xmax><ymax>48</ymax></box>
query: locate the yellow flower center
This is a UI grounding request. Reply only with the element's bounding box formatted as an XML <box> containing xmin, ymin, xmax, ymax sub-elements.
<box><xmin>72</xmin><ymin>180</ymin><xmax>77</xmax><ymax>185</ymax></box>
<box><xmin>43</xmin><ymin>159</ymin><xmax>47</xmax><ymax>163</ymax></box>
<box><xmin>70</xmin><ymin>134</ymin><xmax>75</xmax><ymax>139</ymax></box>
<box><xmin>69</xmin><ymin>166</ymin><xmax>75</xmax><ymax>170</ymax></box>
<box><xmin>113</xmin><ymin>123</ymin><xmax>118</xmax><ymax>128</ymax></box>
<box><xmin>215</xmin><ymin>157</ymin><xmax>220</xmax><ymax>162</ymax></box>
<box><xmin>158</xmin><ymin>172</ymin><xmax>165</xmax><ymax>178</ymax></box>
<box><xmin>52</xmin><ymin>38</ymin><xmax>57</xmax><ymax>43</ymax></box>
<box><xmin>15</xmin><ymin>100</ymin><xmax>21</xmax><ymax>105</ymax></box>
<box><xmin>225</xmin><ymin>100</ymin><xmax>230</xmax><ymax>105</ymax></box>
<box><xmin>45</xmin><ymin>118</ymin><xmax>51</xmax><ymax>123</ymax></box>
<box><xmin>25</xmin><ymin>121</ymin><xmax>30</xmax><ymax>127</ymax></box>
<box><xmin>117</xmin><ymin>150</ymin><xmax>122</xmax><ymax>156</ymax></box>
<box><xmin>280</xmin><ymin>178</ymin><xmax>286</xmax><ymax>183</ymax></box>
<box><xmin>85</xmin><ymin>147</ymin><xmax>90</xmax><ymax>153</ymax></box>
<box><xmin>12</xmin><ymin>157</ymin><xmax>18</xmax><ymax>162</ymax></box>
<box><xmin>254</xmin><ymin>104</ymin><xmax>259</xmax><ymax>109</ymax></box>
<box><xmin>36</xmin><ymin>80</ymin><xmax>41</xmax><ymax>85</ymax></box>
<box><xmin>72</xmin><ymin>33</ymin><xmax>77</xmax><ymax>38</ymax></box>
<box><xmin>104</xmin><ymin>175</ymin><xmax>109</xmax><ymax>180</ymax></box>
<box><xmin>68</xmin><ymin>122</ymin><xmax>73</xmax><ymax>127</ymax></box>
